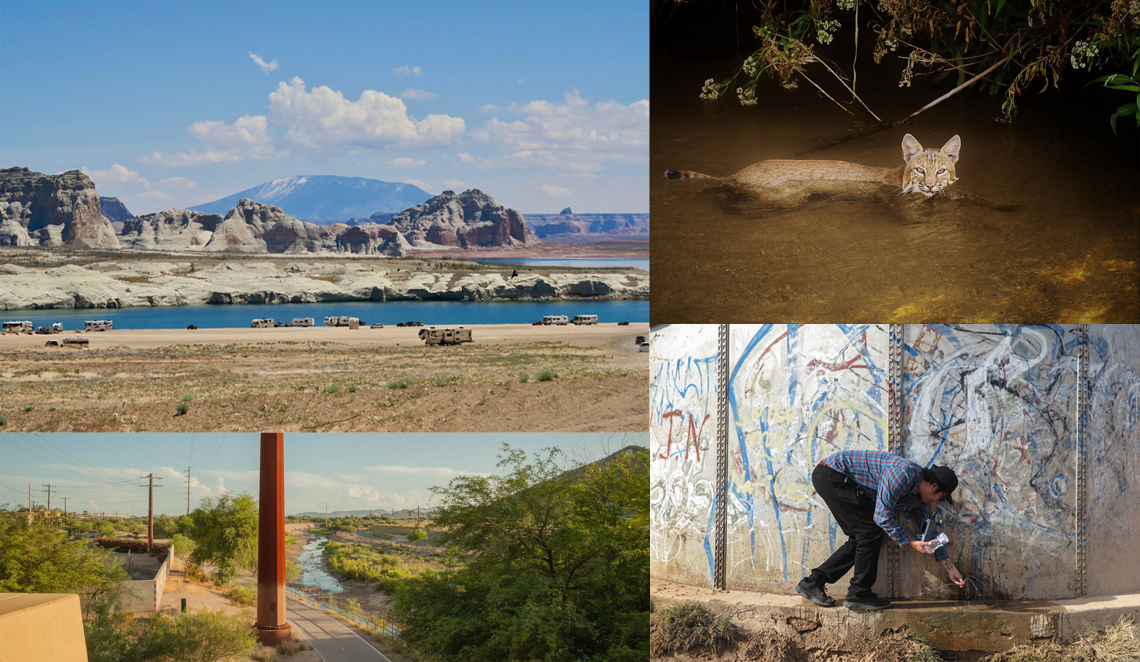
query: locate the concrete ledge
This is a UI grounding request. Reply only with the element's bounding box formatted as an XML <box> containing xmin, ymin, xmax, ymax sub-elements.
<box><xmin>653</xmin><ymin>579</ymin><xmax>1140</xmax><ymax>654</ymax></box>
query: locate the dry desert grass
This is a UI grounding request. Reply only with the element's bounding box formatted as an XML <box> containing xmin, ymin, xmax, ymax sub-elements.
<box><xmin>0</xmin><ymin>325</ymin><xmax>648</xmax><ymax>432</ymax></box>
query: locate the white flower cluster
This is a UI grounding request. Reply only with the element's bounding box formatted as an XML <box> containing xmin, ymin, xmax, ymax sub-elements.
<box><xmin>817</xmin><ymin>18</ymin><xmax>841</xmax><ymax>44</ymax></box>
<box><xmin>743</xmin><ymin>54</ymin><xmax>762</xmax><ymax>78</ymax></box>
<box><xmin>836</xmin><ymin>0</ymin><xmax>856</xmax><ymax>10</ymax></box>
<box><xmin>700</xmin><ymin>78</ymin><xmax>722</xmax><ymax>100</ymax></box>
<box><xmin>1131</xmin><ymin>0</ymin><xmax>1140</xmax><ymax>26</ymax></box>
<box><xmin>1070</xmin><ymin>40</ymin><xmax>1100</xmax><ymax>69</ymax></box>
<box><xmin>737</xmin><ymin>87</ymin><xmax>758</xmax><ymax>106</ymax></box>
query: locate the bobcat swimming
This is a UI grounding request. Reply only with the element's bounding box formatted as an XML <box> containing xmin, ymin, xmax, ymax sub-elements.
<box><xmin>666</xmin><ymin>134</ymin><xmax>961</xmax><ymax>207</ymax></box>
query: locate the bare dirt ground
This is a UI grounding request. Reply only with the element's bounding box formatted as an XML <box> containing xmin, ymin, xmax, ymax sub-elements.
<box><xmin>0</xmin><ymin>323</ymin><xmax>648</xmax><ymax>432</ymax></box>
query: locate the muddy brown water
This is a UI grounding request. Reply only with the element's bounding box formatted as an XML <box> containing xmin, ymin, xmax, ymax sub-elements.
<box><xmin>652</xmin><ymin>57</ymin><xmax>1140</xmax><ymax>322</ymax></box>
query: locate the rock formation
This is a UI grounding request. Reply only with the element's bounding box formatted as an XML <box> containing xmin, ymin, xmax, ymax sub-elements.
<box><xmin>202</xmin><ymin>199</ymin><xmax>335</xmax><ymax>253</ymax></box>
<box><xmin>0</xmin><ymin>260</ymin><xmax>649</xmax><ymax>310</ymax></box>
<box><xmin>387</xmin><ymin>189</ymin><xmax>538</xmax><ymax>249</ymax></box>
<box><xmin>119</xmin><ymin>209</ymin><xmax>224</xmax><ymax>250</ymax></box>
<box><xmin>524</xmin><ymin>211</ymin><xmax>649</xmax><ymax>241</ymax></box>
<box><xmin>0</xmin><ymin>168</ymin><xmax>120</xmax><ymax>249</ymax></box>
<box><xmin>100</xmin><ymin>197</ymin><xmax>134</xmax><ymax>226</ymax></box>
<box><xmin>332</xmin><ymin>224</ymin><xmax>410</xmax><ymax>257</ymax></box>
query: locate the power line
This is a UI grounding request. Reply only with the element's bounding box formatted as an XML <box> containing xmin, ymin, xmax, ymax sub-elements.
<box><xmin>22</xmin><ymin>433</ymin><xmax>122</xmax><ymax>483</ymax></box>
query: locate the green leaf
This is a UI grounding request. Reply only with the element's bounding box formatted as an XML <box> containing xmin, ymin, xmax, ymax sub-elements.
<box><xmin>996</xmin><ymin>0</ymin><xmax>1007</xmax><ymax>16</ymax></box>
<box><xmin>1105</xmin><ymin>84</ymin><xmax>1140</xmax><ymax>93</ymax></box>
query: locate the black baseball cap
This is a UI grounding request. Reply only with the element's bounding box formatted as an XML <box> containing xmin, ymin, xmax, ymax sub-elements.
<box><xmin>930</xmin><ymin>465</ymin><xmax>958</xmax><ymax>505</ymax></box>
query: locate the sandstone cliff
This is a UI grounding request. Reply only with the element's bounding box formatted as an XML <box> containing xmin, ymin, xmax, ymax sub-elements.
<box><xmin>203</xmin><ymin>198</ymin><xmax>335</xmax><ymax>253</ymax></box>
<box><xmin>100</xmin><ymin>197</ymin><xmax>134</xmax><ymax>225</ymax></box>
<box><xmin>524</xmin><ymin>210</ymin><xmax>649</xmax><ymax>241</ymax></box>
<box><xmin>0</xmin><ymin>260</ymin><xmax>649</xmax><ymax>310</ymax></box>
<box><xmin>120</xmin><ymin>209</ymin><xmax>224</xmax><ymax>250</ymax></box>
<box><xmin>387</xmin><ymin>189</ymin><xmax>538</xmax><ymax>250</ymax></box>
<box><xmin>0</xmin><ymin>168</ymin><xmax>119</xmax><ymax>249</ymax></box>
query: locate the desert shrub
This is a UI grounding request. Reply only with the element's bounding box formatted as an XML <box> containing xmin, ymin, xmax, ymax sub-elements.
<box><xmin>536</xmin><ymin>368</ymin><xmax>558</xmax><ymax>381</ymax></box>
<box><xmin>650</xmin><ymin>601</ymin><xmax>743</xmax><ymax>657</ymax></box>
<box><xmin>176</xmin><ymin>402</ymin><xmax>189</xmax><ymax>416</ymax></box>
<box><xmin>387</xmin><ymin>378</ymin><xmax>412</xmax><ymax>389</ymax></box>
<box><xmin>347</xmin><ymin>383</ymin><xmax>358</xmax><ymax>393</ymax></box>
<box><xmin>226</xmin><ymin>583</ymin><xmax>256</xmax><ymax>606</ymax></box>
<box><xmin>324</xmin><ymin>384</ymin><xmax>340</xmax><ymax>395</ymax></box>
<box><xmin>518</xmin><ymin>374</ymin><xmax>529</xmax><ymax>383</ymax></box>
<box><xmin>85</xmin><ymin>597</ymin><xmax>257</xmax><ymax>662</ymax></box>
<box><xmin>170</xmin><ymin>533</ymin><xmax>196</xmax><ymax>557</ymax></box>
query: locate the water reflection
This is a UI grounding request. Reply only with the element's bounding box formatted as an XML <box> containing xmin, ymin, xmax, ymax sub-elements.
<box><xmin>297</xmin><ymin>536</ymin><xmax>343</xmax><ymax>594</ymax></box>
<box><xmin>651</xmin><ymin>57</ymin><xmax>1140</xmax><ymax>322</ymax></box>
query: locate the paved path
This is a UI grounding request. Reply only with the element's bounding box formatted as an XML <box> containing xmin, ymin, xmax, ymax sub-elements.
<box><xmin>287</xmin><ymin>596</ymin><xmax>392</xmax><ymax>662</ymax></box>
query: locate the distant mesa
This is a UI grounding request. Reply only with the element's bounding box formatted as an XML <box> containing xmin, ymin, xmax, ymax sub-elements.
<box><xmin>100</xmin><ymin>196</ymin><xmax>134</xmax><ymax>233</ymax></box>
<box><xmin>0</xmin><ymin>167</ymin><xmax>119</xmax><ymax>249</ymax></box>
<box><xmin>524</xmin><ymin>211</ymin><xmax>649</xmax><ymax>242</ymax></box>
<box><xmin>388</xmin><ymin>188</ymin><xmax>539</xmax><ymax>250</ymax></box>
<box><xmin>188</xmin><ymin>174</ymin><xmax>432</xmax><ymax>222</ymax></box>
<box><xmin>560</xmin><ymin>207</ymin><xmax>573</xmax><ymax>215</ymax></box>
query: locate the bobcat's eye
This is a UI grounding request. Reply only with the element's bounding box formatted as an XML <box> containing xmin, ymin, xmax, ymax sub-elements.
<box><xmin>914</xmin><ymin>167</ymin><xmax>925</xmax><ymax>174</ymax></box>
<box><xmin>937</xmin><ymin>168</ymin><xmax>946</xmax><ymax>174</ymax></box>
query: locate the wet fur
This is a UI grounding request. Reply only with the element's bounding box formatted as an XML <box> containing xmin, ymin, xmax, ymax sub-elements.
<box><xmin>666</xmin><ymin>134</ymin><xmax>962</xmax><ymax>208</ymax></box>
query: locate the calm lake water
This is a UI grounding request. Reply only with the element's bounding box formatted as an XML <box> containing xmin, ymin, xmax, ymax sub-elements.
<box><xmin>475</xmin><ymin>257</ymin><xmax>649</xmax><ymax>271</ymax></box>
<box><xmin>651</xmin><ymin>56</ymin><xmax>1139</xmax><ymax>322</ymax></box>
<box><xmin>297</xmin><ymin>536</ymin><xmax>343</xmax><ymax>594</ymax></box>
<box><xmin>2</xmin><ymin>299</ymin><xmax>648</xmax><ymax>330</ymax></box>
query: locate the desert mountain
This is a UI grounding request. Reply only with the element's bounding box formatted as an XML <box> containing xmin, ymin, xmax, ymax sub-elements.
<box><xmin>188</xmin><ymin>175</ymin><xmax>431</xmax><ymax>222</ymax></box>
<box><xmin>524</xmin><ymin>208</ymin><xmax>649</xmax><ymax>242</ymax></box>
<box><xmin>0</xmin><ymin>167</ymin><xmax>119</xmax><ymax>249</ymax></box>
<box><xmin>388</xmin><ymin>189</ymin><xmax>538</xmax><ymax>249</ymax></box>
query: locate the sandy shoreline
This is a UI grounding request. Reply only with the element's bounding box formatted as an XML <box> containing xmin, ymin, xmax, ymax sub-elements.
<box><xmin>0</xmin><ymin>322</ymin><xmax>647</xmax><ymax>350</ymax></box>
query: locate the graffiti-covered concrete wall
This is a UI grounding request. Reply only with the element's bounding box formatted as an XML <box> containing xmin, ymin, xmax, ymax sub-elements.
<box><xmin>650</xmin><ymin>324</ymin><xmax>1140</xmax><ymax>601</ymax></box>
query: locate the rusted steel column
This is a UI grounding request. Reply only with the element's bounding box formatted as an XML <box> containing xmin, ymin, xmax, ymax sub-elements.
<box><xmin>256</xmin><ymin>432</ymin><xmax>292</xmax><ymax>645</ymax></box>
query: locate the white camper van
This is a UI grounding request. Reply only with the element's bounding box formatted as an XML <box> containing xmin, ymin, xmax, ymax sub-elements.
<box><xmin>250</xmin><ymin>318</ymin><xmax>274</xmax><ymax>328</ymax></box>
<box><xmin>542</xmin><ymin>315</ymin><xmax>569</xmax><ymax>326</ymax></box>
<box><xmin>292</xmin><ymin>318</ymin><xmax>315</xmax><ymax>327</ymax></box>
<box><xmin>571</xmin><ymin>314</ymin><xmax>598</xmax><ymax>325</ymax></box>
<box><xmin>84</xmin><ymin>320</ymin><xmax>113</xmax><ymax>332</ymax></box>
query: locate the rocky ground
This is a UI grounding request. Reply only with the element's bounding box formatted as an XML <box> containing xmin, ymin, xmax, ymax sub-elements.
<box><xmin>0</xmin><ymin>323</ymin><xmax>649</xmax><ymax>432</ymax></box>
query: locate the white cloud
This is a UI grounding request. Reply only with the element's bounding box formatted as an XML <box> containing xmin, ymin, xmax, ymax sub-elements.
<box><xmin>344</xmin><ymin>485</ymin><xmax>382</xmax><ymax>502</ymax></box>
<box><xmin>401</xmin><ymin>89</ymin><xmax>438</xmax><ymax>101</ymax></box>
<box><xmin>286</xmin><ymin>471</ymin><xmax>341</xmax><ymax>489</ymax></box>
<box><xmin>394</xmin><ymin>65</ymin><xmax>422</xmax><ymax>77</ymax></box>
<box><xmin>481</xmin><ymin>104</ymin><xmax>501</xmax><ymax>113</ymax></box>
<box><xmin>82</xmin><ymin>164</ymin><xmax>150</xmax><ymax>189</ymax></box>
<box><xmin>383</xmin><ymin>157</ymin><xmax>427</xmax><ymax>168</ymax></box>
<box><xmin>249</xmin><ymin>51</ymin><xmax>278</xmax><ymax>74</ymax></box>
<box><xmin>540</xmin><ymin>185</ymin><xmax>572</xmax><ymax>198</ymax></box>
<box><xmin>517</xmin><ymin>79</ymin><xmax>525</xmax><ymax>84</ymax></box>
<box><xmin>442</xmin><ymin>179</ymin><xmax>466</xmax><ymax>189</ymax></box>
<box><xmin>142</xmin><ymin>115</ymin><xmax>281</xmax><ymax>167</ymax></box>
<box><xmin>135</xmin><ymin>191</ymin><xmax>172</xmax><ymax>201</ymax></box>
<box><xmin>475</xmin><ymin>90</ymin><xmax>648</xmax><ymax>170</ymax></box>
<box><xmin>158</xmin><ymin>177</ymin><xmax>198</xmax><ymax>190</ymax></box>
<box><xmin>403</xmin><ymin>179</ymin><xmax>430</xmax><ymax>190</ymax></box>
<box><xmin>268</xmin><ymin>77</ymin><xmax>465</xmax><ymax>150</ymax></box>
<box><xmin>362</xmin><ymin>465</ymin><xmax>461</xmax><ymax>477</ymax></box>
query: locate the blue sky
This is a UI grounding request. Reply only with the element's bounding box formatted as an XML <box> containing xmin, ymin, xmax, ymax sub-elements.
<box><xmin>1</xmin><ymin>1</ymin><xmax>648</xmax><ymax>215</ymax></box>
<box><xmin>0</xmin><ymin>433</ymin><xmax>646</xmax><ymax>517</ymax></box>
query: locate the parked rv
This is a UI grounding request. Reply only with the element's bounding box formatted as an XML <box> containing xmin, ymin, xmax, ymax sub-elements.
<box><xmin>52</xmin><ymin>322</ymin><xmax>63</xmax><ymax>332</ymax></box>
<box><xmin>419</xmin><ymin>327</ymin><xmax>473</xmax><ymax>346</ymax></box>
<box><xmin>35</xmin><ymin>325</ymin><xmax>54</xmax><ymax>335</ymax></box>
<box><xmin>3</xmin><ymin>321</ymin><xmax>34</xmax><ymax>333</ymax></box>
<box><xmin>292</xmin><ymin>318</ymin><xmax>315</xmax><ymax>327</ymax></box>
<box><xmin>324</xmin><ymin>316</ymin><xmax>361</xmax><ymax>327</ymax></box>
<box><xmin>251</xmin><ymin>318</ymin><xmax>274</xmax><ymax>328</ymax></box>
<box><xmin>84</xmin><ymin>320</ymin><xmax>113</xmax><ymax>332</ymax></box>
<box><xmin>571</xmin><ymin>314</ymin><xmax>598</xmax><ymax>325</ymax></box>
<box><xmin>63</xmin><ymin>337</ymin><xmax>89</xmax><ymax>348</ymax></box>
<box><xmin>542</xmin><ymin>315</ymin><xmax>569</xmax><ymax>326</ymax></box>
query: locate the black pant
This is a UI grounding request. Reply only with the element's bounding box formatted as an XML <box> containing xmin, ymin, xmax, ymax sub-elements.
<box><xmin>804</xmin><ymin>463</ymin><xmax>886</xmax><ymax>598</ymax></box>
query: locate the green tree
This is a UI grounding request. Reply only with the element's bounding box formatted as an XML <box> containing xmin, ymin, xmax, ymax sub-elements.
<box><xmin>406</xmin><ymin>527</ymin><xmax>427</xmax><ymax>546</ymax></box>
<box><xmin>184</xmin><ymin>493</ymin><xmax>258</xmax><ymax>582</ymax></box>
<box><xmin>152</xmin><ymin>514</ymin><xmax>178</xmax><ymax>539</ymax></box>
<box><xmin>0</xmin><ymin>511</ymin><xmax>120</xmax><ymax>593</ymax></box>
<box><xmin>96</xmin><ymin>520</ymin><xmax>116</xmax><ymax>538</ymax></box>
<box><xmin>391</xmin><ymin>444</ymin><xmax>649</xmax><ymax>662</ymax></box>
<box><xmin>128</xmin><ymin>524</ymin><xmax>147</xmax><ymax>540</ymax></box>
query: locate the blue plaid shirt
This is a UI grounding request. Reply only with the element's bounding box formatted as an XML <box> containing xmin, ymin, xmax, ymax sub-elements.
<box><xmin>822</xmin><ymin>449</ymin><xmax>948</xmax><ymax>561</ymax></box>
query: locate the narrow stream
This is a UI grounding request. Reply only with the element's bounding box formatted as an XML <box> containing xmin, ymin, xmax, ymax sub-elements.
<box><xmin>296</xmin><ymin>536</ymin><xmax>343</xmax><ymax>594</ymax></box>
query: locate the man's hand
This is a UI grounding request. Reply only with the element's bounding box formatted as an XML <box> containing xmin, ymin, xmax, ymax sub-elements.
<box><xmin>907</xmin><ymin>540</ymin><xmax>934</xmax><ymax>555</ymax></box>
<box><xmin>941</xmin><ymin>558</ymin><xmax>965</xmax><ymax>587</ymax></box>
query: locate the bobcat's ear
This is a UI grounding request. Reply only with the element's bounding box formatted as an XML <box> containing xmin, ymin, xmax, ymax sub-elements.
<box><xmin>902</xmin><ymin>134</ymin><xmax>923</xmax><ymax>163</ymax></box>
<box><xmin>940</xmin><ymin>135</ymin><xmax>962</xmax><ymax>164</ymax></box>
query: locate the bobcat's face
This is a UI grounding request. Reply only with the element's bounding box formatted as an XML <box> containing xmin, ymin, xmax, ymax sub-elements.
<box><xmin>901</xmin><ymin>134</ymin><xmax>961</xmax><ymax>197</ymax></box>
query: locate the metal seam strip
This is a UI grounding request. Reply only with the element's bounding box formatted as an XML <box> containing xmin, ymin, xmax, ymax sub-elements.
<box><xmin>1075</xmin><ymin>324</ymin><xmax>1089</xmax><ymax>597</ymax></box>
<box><xmin>715</xmin><ymin>324</ymin><xmax>729</xmax><ymax>591</ymax></box>
<box><xmin>887</xmin><ymin>324</ymin><xmax>903</xmax><ymax>598</ymax></box>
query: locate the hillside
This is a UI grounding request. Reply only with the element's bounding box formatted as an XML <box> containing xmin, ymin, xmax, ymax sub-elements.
<box><xmin>188</xmin><ymin>175</ymin><xmax>431</xmax><ymax>221</ymax></box>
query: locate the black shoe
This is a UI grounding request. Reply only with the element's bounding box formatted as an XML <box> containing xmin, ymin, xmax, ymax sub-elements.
<box><xmin>843</xmin><ymin>594</ymin><xmax>892</xmax><ymax>611</ymax></box>
<box><xmin>795</xmin><ymin>580</ymin><xmax>836</xmax><ymax>607</ymax></box>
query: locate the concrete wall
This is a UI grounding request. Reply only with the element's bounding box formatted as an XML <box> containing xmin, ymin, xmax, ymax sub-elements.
<box><xmin>649</xmin><ymin>324</ymin><xmax>1140</xmax><ymax>601</ymax></box>
<box><xmin>88</xmin><ymin>550</ymin><xmax>175</xmax><ymax>615</ymax></box>
<box><xmin>0</xmin><ymin>593</ymin><xmax>88</xmax><ymax>662</ymax></box>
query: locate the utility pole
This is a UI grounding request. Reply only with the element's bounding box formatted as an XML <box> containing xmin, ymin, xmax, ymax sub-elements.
<box><xmin>26</xmin><ymin>484</ymin><xmax>33</xmax><ymax>523</ymax></box>
<box><xmin>63</xmin><ymin>497</ymin><xmax>69</xmax><ymax>517</ymax></box>
<box><xmin>140</xmin><ymin>474</ymin><xmax>163</xmax><ymax>553</ymax></box>
<box><xmin>325</xmin><ymin>503</ymin><xmax>328</xmax><ymax>529</ymax></box>
<box><xmin>184</xmin><ymin>466</ymin><xmax>191</xmax><ymax>516</ymax></box>
<box><xmin>41</xmin><ymin>484</ymin><xmax>54</xmax><ymax>511</ymax></box>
